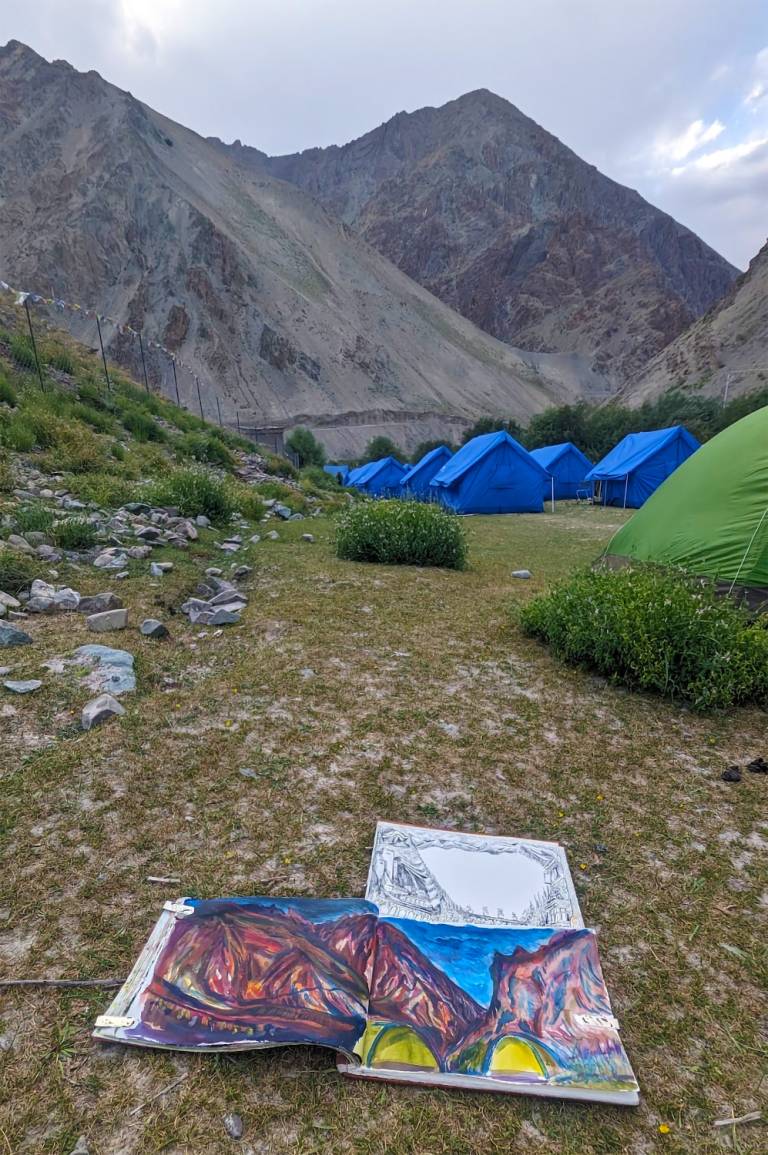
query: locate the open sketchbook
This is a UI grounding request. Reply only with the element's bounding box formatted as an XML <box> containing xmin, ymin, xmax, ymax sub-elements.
<box><xmin>94</xmin><ymin>825</ymin><xmax>639</xmax><ymax>1105</ymax></box>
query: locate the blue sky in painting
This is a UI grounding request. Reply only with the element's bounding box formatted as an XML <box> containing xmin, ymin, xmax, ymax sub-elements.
<box><xmin>187</xmin><ymin>896</ymin><xmax>377</xmax><ymax>924</ymax></box>
<box><xmin>387</xmin><ymin>918</ymin><xmax>563</xmax><ymax>1007</ymax></box>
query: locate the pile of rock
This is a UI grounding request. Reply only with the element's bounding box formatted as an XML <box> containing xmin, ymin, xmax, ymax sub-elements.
<box><xmin>180</xmin><ymin>573</ymin><xmax>249</xmax><ymax>626</ymax></box>
<box><xmin>5</xmin><ymin>580</ymin><xmax>123</xmax><ymax>618</ymax></box>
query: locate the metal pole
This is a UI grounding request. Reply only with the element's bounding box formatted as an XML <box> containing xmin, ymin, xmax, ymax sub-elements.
<box><xmin>195</xmin><ymin>374</ymin><xmax>204</xmax><ymax>419</ymax></box>
<box><xmin>95</xmin><ymin>314</ymin><xmax>111</xmax><ymax>392</ymax></box>
<box><xmin>23</xmin><ymin>299</ymin><xmax>46</xmax><ymax>392</ymax></box>
<box><xmin>623</xmin><ymin>474</ymin><xmax>629</xmax><ymax>509</ymax></box>
<box><xmin>138</xmin><ymin>332</ymin><xmax>150</xmax><ymax>393</ymax></box>
<box><xmin>216</xmin><ymin>395</ymin><xmax>223</xmax><ymax>427</ymax></box>
<box><xmin>170</xmin><ymin>357</ymin><xmax>180</xmax><ymax>406</ymax></box>
<box><xmin>550</xmin><ymin>476</ymin><xmax>555</xmax><ymax>514</ymax></box>
<box><xmin>236</xmin><ymin>410</ymin><xmax>241</xmax><ymax>435</ymax></box>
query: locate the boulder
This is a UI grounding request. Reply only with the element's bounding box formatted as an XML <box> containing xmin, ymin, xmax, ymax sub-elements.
<box><xmin>26</xmin><ymin>597</ymin><xmax>56</xmax><ymax>614</ymax></box>
<box><xmin>0</xmin><ymin>623</ymin><xmax>32</xmax><ymax>647</ymax></box>
<box><xmin>140</xmin><ymin>618</ymin><xmax>169</xmax><ymax>639</ymax></box>
<box><xmin>86</xmin><ymin>609</ymin><xmax>128</xmax><ymax>632</ymax></box>
<box><xmin>3</xmin><ymin>679</ymin><xmax>42</xmax><ymax>694</ymax></box>
<box><xmin>53</xmin><ymin>588</ymin><xmax>81</xmax><ymax>611</ymax></box>
<box><xmin>73</xmin><ymin>644</ymin><xmax>135</xmax><ymax>695</ymax></box>
<box><xmin>78</xmin><ymin>593</ymin><xmax>122</xmax><ymax>615</ymax></box>
<box><xmin>7</xmin><ymin>534</ymin><xmax>33</xmax><ymax>553</ymax></box>
<box><xmin>94</xmin><ymin>550</ymin><xmax>129</xmax><ymax>570</ymax></box>
<box><xmin>0</xmin><ymin>592</ymin><xmax>21</xmax><ymax>610</ymax></box>
<box><xmin>301</xmin><ymin>534</ymin><xmax>315</xmax><ymax>543</ymax></box>
<box><xmin>81</xmin><ymin>693</ymin><xmax>125</xmax><ymax>730</ymax></box>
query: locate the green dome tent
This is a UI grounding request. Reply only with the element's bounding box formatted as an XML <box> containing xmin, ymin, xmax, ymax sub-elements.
<box><xmin>605</xmin><ymin>406</ymin><xmax>768</xmax><ymax>604</ymax></box>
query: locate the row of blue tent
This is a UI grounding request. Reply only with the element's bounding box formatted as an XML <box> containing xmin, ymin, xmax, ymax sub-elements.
<box><xmin>324</xmin><ymin>425</ymin><xmax>700</xmax><ymax>512</ymax></box>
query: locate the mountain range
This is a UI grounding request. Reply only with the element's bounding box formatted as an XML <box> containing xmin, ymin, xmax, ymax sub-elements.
<box><xmin>0</xmin><ymin>39</ymin><xmax>753</xmax><ymax>453</ymax></box>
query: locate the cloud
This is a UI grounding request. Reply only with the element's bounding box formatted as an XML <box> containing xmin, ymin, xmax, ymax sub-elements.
<box><xmin>656</xmin><ymin>119</ymin><xmax>725</xmax><ymax>162</ymax></box>
<box><xmin>672</xmin><ymin>135</ymin><xmax>768</xmax><ymax>174</ymax></box>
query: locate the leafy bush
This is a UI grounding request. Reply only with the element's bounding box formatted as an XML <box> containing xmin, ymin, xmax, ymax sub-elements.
<box><xmin>0</xmin><ymin>377</ymin><xmax>17</xmax><ymax>407</ymax></box>
<box><xmin>53</xmin><ymin>517</ymin><xmax>99</xmax><ymax>551</ymax></box>
<box><xmin>255</xmin><ymin>479</ymin><xmax>294</xmax><ymax>502</ymax></box>
<box><xmin>63</xmin><ymin>472</ymin><xmax>138</xmax><ymax>508</ymax></box>
<box><xmin>260</xmin><ymin>451</ymin><xmax>297</xmax><ymax>479</ymax></box>
<box><xmin>1</xmin><ymin>416</ymin><xmax>36</xmax><ymax>452</ymax></box>
<box><xmin>47</xmin><ymin>348</ymin><xmax>75</xmax><ymax>374</ymax></box>
<box><xmin>41</xmin><ymin>425</ymin><xmax>107</xmax><ymax>473</ymax></box>
<box><xmin>14</xmin><ymin>503</ymin><xmax>54</xmax><ymax>535</ymax></box>
<box><xmin>226</xmin><ymin>483</ymin><xmax>266</xmax><ymax>523</ymax></box>
<box><xmin>147</xmin><ymin>468</ymin><xmax>234</xmax><ymax>523</ymax></box>
<box><xmin>0</xmin><ymin>549</ymin><xmax>37</xmax><ymax>595</ymax></box>
<box><xmin>70</xmin><ymin>401</ymin><xmax>116</xmax><ymax>434</ymax></box>
<box><xmin>0</xmin><ymin>452</ymin><xmax>13</xmax><ymax>493</ymax></box>
<box><xmin>336</xmin><ymin>499</ymin><xmax>468</xmax><ymax>570</ymax></box>
<box><xmin>359</xmin><ymin>435</ymin><xmax>404</xmax><ymax>464</ymax></box>
<box><xmin>10</xmin><ymin>334</ymin><xmax>37</xmax><ymax>372</ymax></box>
<box><xmin>300</xmin><ymin>465</ymin><xmax>342</xmax><ymax>491</ymax></box>
<box><xmin>175</xmin><ymin>431</ymin><xmax>235</xmax><ymax>470</ymax></box>
<box><xmin>18</xmin><ymin>407</ymin><xmax>61</xmax><ymax>449</ymax></box>
<box><xmin>285</xmin><ymin>426</ymin><xmax>326</xmax><ymax>467</ymax></box>
<box><xmin>519</xmin><ymin>567</ymin><xmax>768</xmax><ymax>712</ymax></box>
<box><xmin>120</xmin><ymin>406</ymin><xmax>166</xmax><ymax>443</ymax></box>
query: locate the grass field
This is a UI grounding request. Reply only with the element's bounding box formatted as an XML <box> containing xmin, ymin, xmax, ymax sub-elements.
<box><xmin>1</xmin><ymin>505</ymin><xmax>766</xmax><ymax>1154</ymax></box>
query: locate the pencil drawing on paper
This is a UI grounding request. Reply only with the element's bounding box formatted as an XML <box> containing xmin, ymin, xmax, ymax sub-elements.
<box><xmin>365</xmin><ymin>823</ymin><xmax>582</xmax><ymax>928</ymax></box>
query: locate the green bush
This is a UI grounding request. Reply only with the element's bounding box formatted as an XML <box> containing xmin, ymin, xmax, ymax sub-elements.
<box><xmin>175</xmin><ymin>431</ymin><xmax>235</xmax><ymax>470</ymax></box>
<box><xmin>285</xmin><ymin>426</ymin><xmax>326</xmax><ymax>467</ymax></box>
<box><xmin>147</xmin><ymin>468</ymin><xmax>234</xmax><ymax>523</ymax></box>
<box><xmin>70</xmin><ymin>401</ymin><xmax>116</xmax><ymax>434</ymax></box>
<box><xmin>63</xmin><ymin>472</ymin><xmax>138</xmax><ymax>508</ymax></box>
<box><xmin>0</xmin><ymin>452</ymin><xmax>13</xmax><ymax>493</ymax></box>
<box><xmin>1</xmin><ymin>416</ymin><xmax>36</xmax><ymax>452</ymax></box>
<box><xmin>53</xmin><ymin>517</ymin><xmax>99</xmax><ymax>551</ymax></box>
<box><xmin>47</xmin><ymin>348</ymin><xmax>75</xmax><ymax>374</ymax></box>
<box><xmin>0</xmin><ymin>549</ymin><xmax>37</xmax><ymax>595</ymax></box>
<box><xmin>41</xmin><ymin>425</ymin><xmax>107</xmax><ymax>473</ymax></box>
<box><xmin>336</xmin><ymin>499</ymin><xmax>467</xmax><ymax>570</ymax></box>
<box><xmin>227</xmin><ymin>483</ymin><xmax>266</xmax><ymax>523</ymax></box>
<box><xmin>519</xmin><ymin>566</ymin><xmax>768</xmax><ymax>712</ymax></box>
<box><xmin>300</xmin><ymin>465</ymin><xmax>342</xmax><ymax>491</ymax></box>
<box><xmin>18</xmin><ymin>407</ymin><xmax>61</xmax><ymax>449</ymax></box>
<box><xmin>255</xmin><ymin>480</ymin><xmax>294</xmax><ymax>502</ymax></box>
<box><xmin>120</xmin><ymin>406</ymin><xmax>166</xmax><ymax>443</ymax></box>
<box><xmin>0</xmin><ymin>377</ymin><xmax>17</xmax><ymax>407</ymax></box>
<box><xmin>10</xmin><ymin>334</ymin><xmax>37</xmax><ymax>372</ymax></box>
<box><xmin>14</xmin><ymin>503</ymin><xmax>54</xmax><ymax>535</ymax></box>
<box><xmin>260</xmin><ymin>451</ymin><xmax>298</xmax><ymax>479</ymax></box>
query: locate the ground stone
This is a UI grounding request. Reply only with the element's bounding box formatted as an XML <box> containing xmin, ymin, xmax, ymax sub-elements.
<box><xmin>223</xmin><ymin>1114</ymin><xmax>244</xmax><ymax>1140</ymax></box>
<box><xmin>3</xmin><ymin>679</ymin><xmax>42</xmax><ymax>694</ymax></box>
<box><xmin>53</xmin><ymin>587</ymin><xmax>81</xmax><ymax>610</ymax></box>
<box><xmin>140</xmin><ymin>618</ymin><xmax>169</xmax><ymax>639</ymax></box>
<box><xmin>512</xmin><ymin>569</ymin><xmax>532</xmax><ymax>579</ymax></box>
<box><xmin>266</xmin><ymin>531</ymin><xmax>279</xmax><ymax>540</ymax></box>
<box><xmin>0</xmin><ymin>592</ymin><xmax>21</xmax><ymax>610</ymax></box>
<box><xmin>82</xmin><ymin>693</ymin><xmax>125</xmax><ymax>730</ymax></box>
<box><xmin>0</xmin><ymin>624</ymin><xmax>32</xmax><ymax>647</ymax></box>
<box><xmin>301</xmin><ymin>533</ymin><xmax>315</xmax><ymax>543</ymax></box>
<box><xmin>86</xmin><ymin>609</ymin><xmax>128</xmax><ymax>632</ymax></box>
<box><xmin>78</xmin><ymin>593</ymin><xmax>122</xmax><ymax>614</ymax></box>
<box><xmin>26</xmin><ymin>597</ymin><xmax>56</xmax><ymax>614</ymax></box>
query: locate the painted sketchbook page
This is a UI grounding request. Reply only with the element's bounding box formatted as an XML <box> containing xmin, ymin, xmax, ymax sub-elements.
<box><xmin>365</xmin><ymin>822</ymin><xmax>583</xmax><ymax>930</ymax></box>
<box><xmin>343</xmin><ymin>919</ymin><xmax>638</xmax><ymax>1105</ymax></box>
<box><xmin>93</xmin><ymin>897</ymin><xmax>378</xmax><ymax>1056</ymax></box>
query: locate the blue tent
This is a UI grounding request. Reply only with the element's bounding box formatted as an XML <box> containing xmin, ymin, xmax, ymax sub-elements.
<box><xmin>430</xmin><ymin>431</ymin><xmax>549</xmax><ymax>514</ymax></box>
<box><xmin>585</xmin><ymin>426</ymin><xmax>700</xmax><ymax>508</ymax></box>
<box><xmin>529</xmin><ymin>442</ymin><xmax>593</xmax><ymax>500</ymax></box>
<box><xmin>399</xmin><ymin>445</ymin><xmax>453</xmax><ymax>498</ymax></box>
<box><xmin>350</xmin><ymin>456</ymin><xmax>407</xmax><ymax>496</ymax></box>
<box><xmin>323</xmin><ymin>464</ymin><xmax>350</xmax><ymax>484</ymax></box>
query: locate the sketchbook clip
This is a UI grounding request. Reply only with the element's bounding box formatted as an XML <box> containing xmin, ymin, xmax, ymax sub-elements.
<box><xmin>95</xmin><ymin>1014</ymin><xmax>135</xmax><ymax>1029</ymax></box>
<box><xmin>163</xmin><ymin>900</ymin><xmax>194</xmax><ymax>917</ymax></box>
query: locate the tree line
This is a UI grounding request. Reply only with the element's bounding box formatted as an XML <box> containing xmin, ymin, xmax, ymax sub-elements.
<box><xmin>286</xmin><ymin>386</ymin><xmax>768</xmax><ymax>468</ymax></box>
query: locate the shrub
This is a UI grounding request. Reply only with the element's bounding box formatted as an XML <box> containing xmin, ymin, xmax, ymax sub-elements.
<box><xmin>18</xmin><ymin>407</ymin><xmax>61</xmax><ymax>449</ymax></box>
<box><xmin>1</xmin><ymin>416</ymin><xmax>36</xmax><ymax>452</ymax></box>
<box><xmin>227</xmin><ymin>483</ymin><xmax>266</xmax><ymax>523</ymax></box>
<box><xmin>14</xmin><ymin>503</ymin><xmax>55</xmax><ymax>535</ymax></box>
<box><xmin>42</xmin><ymin>425</ymin><xmax>107</xmax><ymax>473</ymax></box>
<box><xmin>300</xmin><ymin>465</ymin><xmax>341</xmax><ymax>491</ymax></box>
<box><xmin>175</xmin><ymin>431</ymin><xmax>235</xmax><ymax>470</ymax></box>
<box><xmin>336</xmin><ymin>499</ymin><xmax>467</xmax><ymax>570</ymax></box>
<box><xmin>255</xmin><ymin>480</ymin><xmax>293</xmax><ymax>502</ymax></box>
<box><xmin>47</xmin><ymin>348</ymin><xmax>75</xmax><ymax>374</ymax></box>
<box><xmin>120</xmin><ymin>406</ymin><xmax>166</xmax><ymax>442</ymax></box>
<box><xmin>0</xmin><ymin>452</ymin><xmax>13</xmax><ymax>493</ymax></box>
<box><xmin>53</xmin><ymin>517</ymin><xmax>99</xmax><ymax>551</ymax></box>
<box><xmin>0</xmin><ymin>377</ymin><xmax>17</xmax><ymax>407</ymax></box>
<box><xmin>0</xmin><ymin>549</ymin><xmax>37</xmax><ymax>595</ymax></box>
<box><xmin>519</xmin><ymin>566</ymin><xmax>768</xmax><ymax>712</ymax></box>
<box><xmin>285</xmin><ymin>426</ymin><xmax>326</xmax><ymax>467</ymax></box>
<box><xmin>147</xmin><ymin>468</ymin><xmax>234</xmax><ymax>523</ymax></box>
<box><xmin>10</xmin><ymin>334</ymin><xmax>37</xmax><ymax>372</ymax></box>
<box><xmin>63</xmin><ymin>472</ymin><xmax>138</xmax><ymax>508</ymax></box>
<box><xmin>70</xmin><ymin>401</ymin><xmax>116</xmax><ymax>434</ymax></box>
<box><xmin>260</xmin><ymin>451</ymin><xmax>298</xmax><ymax>479</ymax></box>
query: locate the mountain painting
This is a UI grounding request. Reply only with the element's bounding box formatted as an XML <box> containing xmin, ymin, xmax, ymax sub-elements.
<box><xmin>352</xmin><ymin>919</ymin><xmax>638</xmax><ymax>1099</ymax></box>
<box><xmin>94</xmin><ymin>897</ymin><xmax>378</xmax><ymax>1055</ymax></box>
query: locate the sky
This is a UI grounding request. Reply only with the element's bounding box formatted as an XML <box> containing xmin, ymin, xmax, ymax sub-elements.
<box><xmin>2</xmin><ymin>0</ymin><xmax>767</xmax><ymax>269</ymax></box>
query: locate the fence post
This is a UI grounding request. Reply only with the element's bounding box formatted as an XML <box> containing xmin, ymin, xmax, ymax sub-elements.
<box><xmin>170</xmin><ymin>356</ymin><xmax>180</xmax><ymax>406</ymax></box>
<box><xmin>236</xmin><ymin>410</ymin><xmax>241</xmax><ymax>435</ymax></box>
<box><xmin>138</xmin><ymin>332</ymin><xmax>150</xmax><ymax>393</ymax></box>
<box><xmin>23</xmin><ymin>299</ymin><xmax>46</xmax><ymax>392</ymax></box>
<box><xmin>95</xmin><ymin>314</ymin><xmax>111</xmax><ymax>392</ymax></box>
<box><xmin>195</xmin><ymin>374</ymin><xmax>204</xmax><ymax>419</ymax></box>
<box><xmin>216</xmin><ymin>395</ymin><xmax>223</xmax><ymax>427</ymax></box>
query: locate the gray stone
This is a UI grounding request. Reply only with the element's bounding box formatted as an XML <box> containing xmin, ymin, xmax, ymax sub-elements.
<box><xmin>181</xmin><ymin>598</ymin><xmax>211</xmax><ymax>615</ymax></box>
<box><xmin>123</xmin><ymin>502</ymin><xmax>151</xmax><ymax>514</ymax></box>
<box><xmin>233</xmin><ymin>565</ymin><xmax>253</xmax><ymax>579</ymax></box>
<box><xmin>209</xmin><ymin>589</ymin><xmax>247</xmax><ymax>607</ymax></box>
<box><xmin>223</xmin><ymin>1113</ymin><xmax>244</xmax><ymax>1140</ymax></box>
<box><xmin>115</xmin><ymin>571</ymin><xmax>129</xmax><ymax>580</ymax></box>
<box><xmin>35</xmin><ymin>545</ymin><xmax>61</xmax><ymax>561</ymax></box>
<box><xmin>78</xmin><ymin>593</ymin><xmax>122</xmax><ymax>615</ymax></box>
<box><xmin>0</xmin><ymin>624</ymin><xmax>32</xmax><ymax>647</ymax></box>
<box><xmin>0</xmin><ymin>592</ymin><xmax>21</xmax><ymax>610</ymax></box>
<box><xmin>249</xmin><ymin>534</ymin><xmax>261</xmax><ymax>544</ymax></box>
<box><xmin>94</xmin><ymin>550</ymin><xmax>129</xmax><ymax>570</ymax></box>
<box><xmin>273</xmin><ymin>503</ymin><xmax>293</xmax><ymax>520</ymax></box>
<box><xmin>3</xmin><ymin>679</ymin><xmax>42</xmax><ymax>694</ymax></box>
<box><xmin>182</xmin><ymin>520</ymin><xmax>198</xmax><ymax>540</ymax></box>
<box><xmin>209</xmin><ymin>608</ymin><xmax>241</xmax><ymax>626</ymax></box>
<box><xmin>30</xmin><ymin>579</ymin><xmax>56</xmax><ymax>599</ymax></box>
<box><xmin>135</xmin><ymin>526</ymin><xmax>162</xmax><ymax>540</ymax></box>
<box><xmin>512</xmin><ymin>569</ymin><xmax>532</xmax><ymax>579</ymax></box>
<box><xmin>68</xmin><ymin>1137</ymin><xmax>90</xmax><ymax>1155</ymax></box>
<box><xmin>81</xmin><ymin>693</ymin><xmax>125</xmax><ymax>730</ymax></box>
<box><xmin>73</xmin><ymin>645</ymin><xmax>135</xmax><ymax>695</ymax></box>
<box><xmin>7</xmin><ymin>534</ymin><xmax>33</xmax><ymax>553</ymax></box>
<box><xmin>25</xmin><ymin>531</ymin><xmax>49</xmax><ymax>546</ymax></box>
<box><xmin>196</xmin><ymin>514</ymin><xmax>211</xmax><ymax>527</ymax></box>
<box><xmin>0</xmin><ymin>666</ymin><xmax>11</xmax><ymax>676</ymax></box>
<box><xmin>53</xmin><ymin>587</ymin><xmax>80</xmax><ymax>611</ymax></box>
<box><xmin>86</xmin><ymin>609</ymin><xmax>128</xmax><ymax>632</ymax></box>
<box><xmin>205</xmin><ymin>567</ymin><xmax>223</xmax><ymax>577</ymax></box>
<box><xmin>217</xmin><ymin>542</ymin><xmax>240</xmax><ymax>553</ymax></box>
<box><xmin>289</xmin><ymin>512</ymin><xmax>305</xmax><ymax>521</ymax></box>
<box><xmin>128</xmin><ymin>546</ymin><xmax>152</xmax><ymax>560</ymax></box>
<box><xmin>150</xmin><ymin>562</ymin><xmax>164</xmax><ymax>577</ymax></box>
<box><xmin>239</xmin><ymin>767</ymin><xmax>258</xmax><ymax>779</ymax></box>
<box><xmin>140</xmin><ymin>618</ymin><xmax>169</xmax><ymax>639</ymax></box>
<box><xmin>266</xmin><ymin>530</ymin><xmax>279</xmax><ymax>540</ymax></box>
<box><xmin>26</xmin><ymin>597</ymin><xmax>56</xmax><ymax>614</ymax></box>
<box><xmin>0</xmin><ymin>603</ymin><xmax>5</xmax><ymax>618</ymax></box>
<box><xmin>301</xmin><ymin>533</ymin><xmax>315</xmax><ymax>543</ymax></box>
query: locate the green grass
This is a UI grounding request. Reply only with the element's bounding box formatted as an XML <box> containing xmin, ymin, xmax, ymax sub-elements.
<box><xmin>0</xmin><ymin>505</ymin><xmax>765</xmax><ymax>1153</ymax></box>
<box><xmin>52</xmin><ymin>517</ymin><xmax>99</xmax><ymax>551</ymax></box>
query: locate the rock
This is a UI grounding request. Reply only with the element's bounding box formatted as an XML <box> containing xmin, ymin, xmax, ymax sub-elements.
<box><xmin>232</xmin><ymin>565</ymin><xmax>253</xmax><ymax>580</ymax></box>
<box><xmin>36</xmin><ymin>545</ymin><xmax>62</xmax><ymax>561</ymax></box>
<box><xmin>512</xmin><ymin>569</ymin><xmax>532</xmax><ymax>579</ymax></box>
<box><xmin>53</xmin><ymin>587</ymin><xmax>80</xmax><ymax>611</ymax></box>
<box><xmin>3</xmin><ymin>679</ymin><xmax>42</xmax><ymax>694</ymax></box>
<box><xmin>249</xmin><ymin>534</ymin><xmax>261</xmax><ymax>544</ymax></box>
<box><xmin>123</xmin><ymin>502</ymin><xmax>151</xmax><ymax>514</ymax></box>
<box><xmin>0</xmin><ymin>666</ymin><xmax>11</xmax><ymax>676</ymax></box>
<box><xmin>26</xmin><ymin>597</ymin><xmax>56</xmax><ymax>614</ymax></box>
<box><xmin>94</xmin><ymin>550</ymin><xmax>129</xmax><ymax>570</ymax></box>
<box><xmin>289</xmin><ymin>512</ymin><xmax>304</xmax><ymax>521</ymax></box>
<box><xmin>266</xmin><ymin>531</ymin><xmax>279</xmax><ymax>540</ymax></box>
<box><xmin>140</xmin><ymin>618</ymin><xmax>169</xmax><ymax>639</ymax></box>
<box><xmin>721</xmin><ymin>766</ymin><xmax>741</xmax><ymax>782</ymax></box>
<box><xmin>115</xmin><ymin>571</ymin><xmax>129</xmax><ymax>580</ymax></box>
<box><xmin>0</xmin><ymin>592</ymin><xmax>21</xmax><ymax>610</ymax></box>
<box><xmin>209</xmin><ymin>590</ymin><xmax>247</xmax><ymax>607</ymax></box>
<box><xmin>7</xmin><ymin>534</ymin><xmax>33</xmax><ymax>553</ymax></box>
<box><xmin>30</xmin><ymin>579</ymin><xmax>56</xmax><ymax>599</ymax></box>
<box><xmin>209</xmin><ymin>608</ymin><xmax>241</xmax><ymax>625</ymax></box>
<box><xmin>73</xmin><ymin>645</ymin><xmax>136</xmax><ymax>695</ymax></box>
<box><xmin>594</xmin><ymin>843</ymin><xmax>609</xmax><ymax>855</ymax></box>
<box><xmin>205</xmin><ymin>567</ymin><xmax>223</xmax><ymax>577</ymax></box>
<box><xmin>301</xmin><ymin>533</ymin><xmax>315</xmax><ymax>543</ymax></box>
<box><xmin>86</xmin><ymin>609</ymin><xmax>128</xmax><ymax>632</ymax></box>
<box><xmin>273</xmin><ymin>503</ymin><xmax>292</xmax><ymax>520</ymax></box>
<box><xmin>135</xmin><ymin>526</ymin><xmax>162</xmax><ymax>540</ymax></box>
<box><xmin>25</xmin><ymin>531</ymin><xmax>49</xmax><ymax>546</ymax></box>
<box><xmin>0</xmin><ymin>624</ymin><xmax>32</xmax><ymax>647</ymax></box>
<box><xmin>0</xmin><ymin>603</ymin><xmax>5</xmax><ymax>618</ymax></box>
<box><xmin>181</xmin><ymin>598</ymin><xmax>212</xmax><ymax>616</ymax></box>
<box><xmin>68</xmin><ymin>1137</ymin><xmax>90</xmax><ymax>1155</ymax></box>
<box><xmin>746</xmin><ymin>756</ymin><xmax>768</xmax><ymax>774</ymax></box>
<box><xmin>150</xmin><ymin>562</ymin><xmax>164</xmax><ymax>577</ymax></box>
<box><xmin>223</xmin><ymin>1113</ymin><xmax>244</xmax><ymax>1140</ymax></box>
<box><xmin>81</xmin><ymin>693</ymin><xmax>125</xmax><ymax>730</ymax></box>
<box><xmin>239</xmin><ymin>767</ymin><xmax>258</xmax><ymax>779</ymax></box>
<box><xmin>78</xmin><ymin>593</ymin><xmax>122</xmax><ymax>614</ymax></box>
<box><xmin>128</xmin><ymin>545</ymin><xmax>152</xmax><ymax>560</ymax></box>
<box><xmin>217</xmin><ymin>542</ymin><xmax>240</xmax><ymax>553</ymax></box>
<box><xmin>196</xmin><ymin>514</ymin><xmax>211</xmax><ymax>527</ymax></box>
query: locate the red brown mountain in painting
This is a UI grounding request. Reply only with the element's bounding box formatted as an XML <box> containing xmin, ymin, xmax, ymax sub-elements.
<box><xmin>132</xmin><ymin>899</ymin><xmax>377</xmax><ymax>1052</ymax></box>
